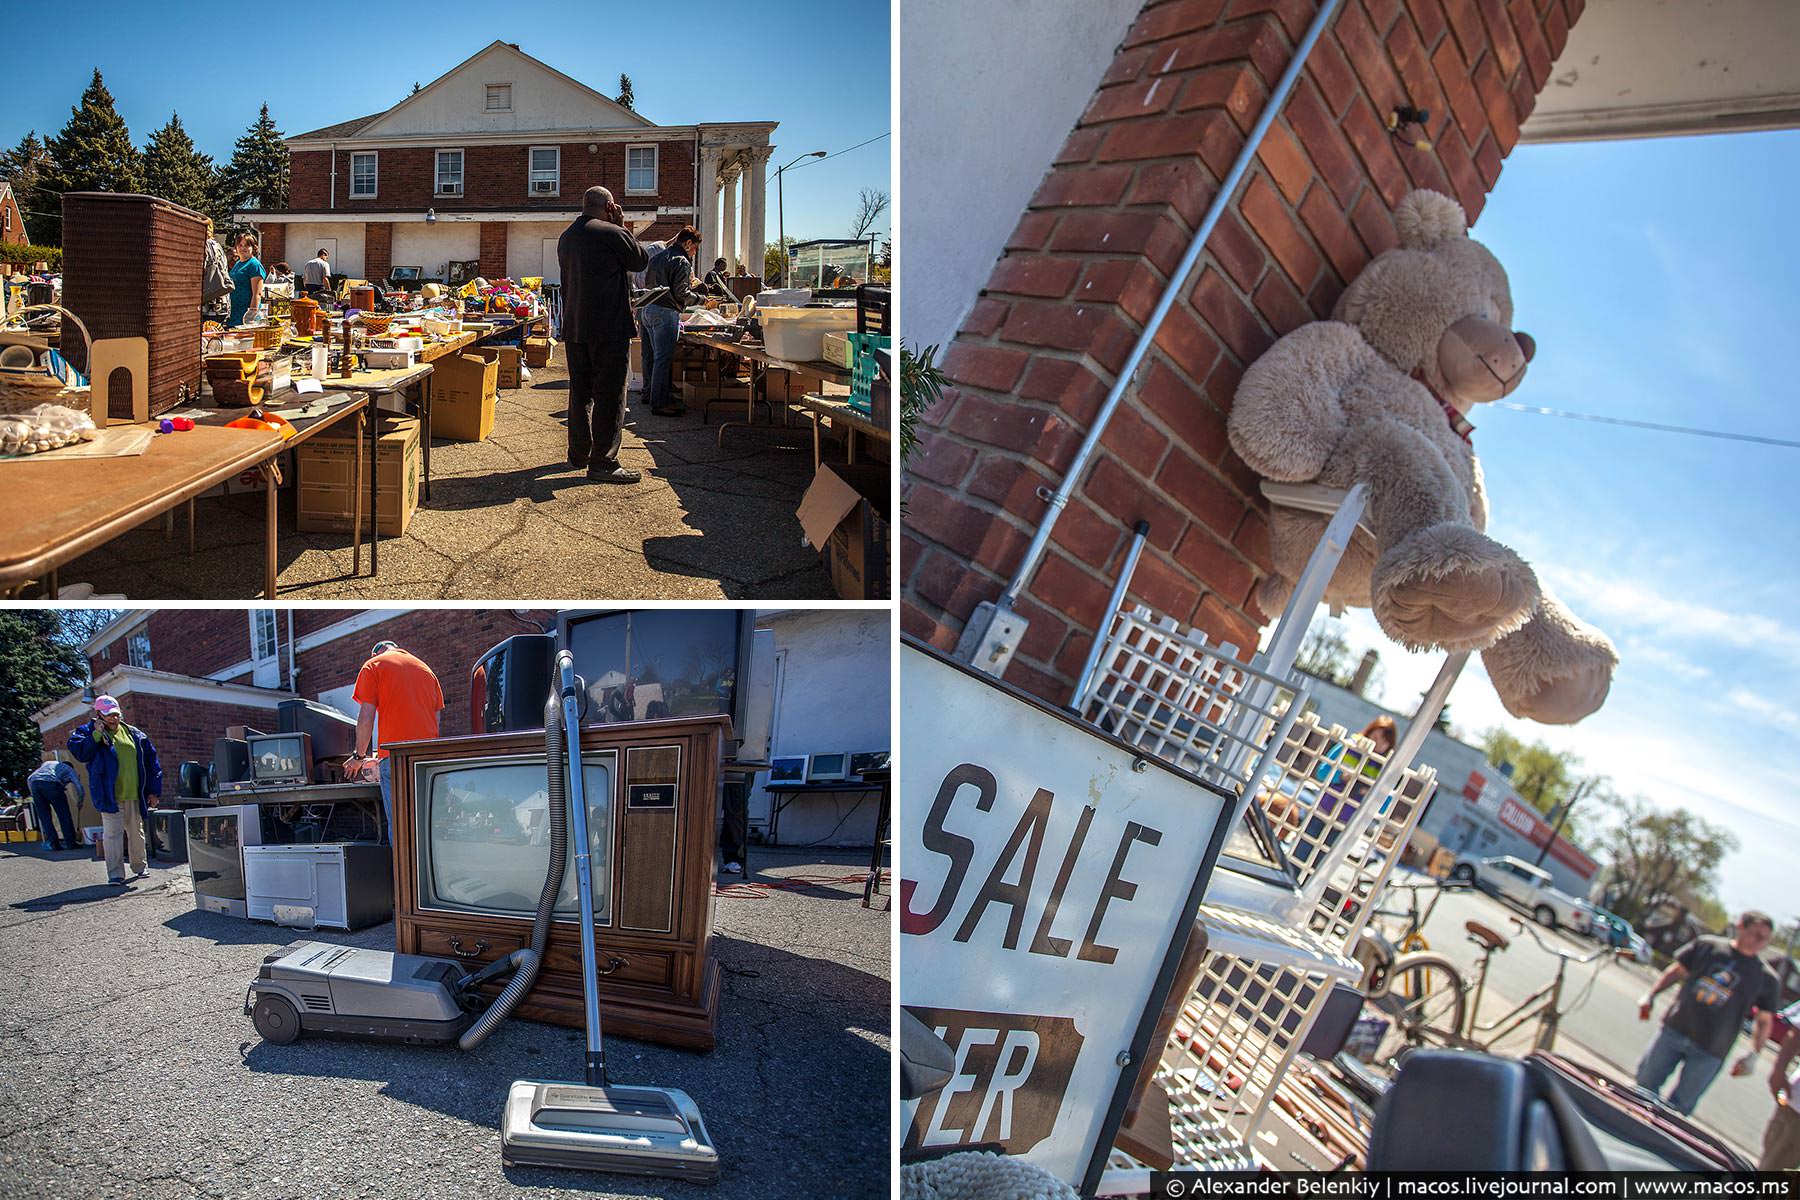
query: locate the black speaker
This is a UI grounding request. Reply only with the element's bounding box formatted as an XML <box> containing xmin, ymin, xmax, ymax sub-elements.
<box><xmin>213</xmin><ymin>737</ymin><xmax>250</xmax><ymax>786</ymax></box>
<box><xmin>470</xmin><ymin>633</ymin><xmax>556</xmax><ymax>733</ymax></box>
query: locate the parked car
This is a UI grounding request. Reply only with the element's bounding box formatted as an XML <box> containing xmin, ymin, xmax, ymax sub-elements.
<box><xmin>1586</xmin><ymin>908</ymin><xmax>1652</xmax><ymax>963</ymax></box>
<box><xmin>1450</xmin><ymin>854</ymin><xmax>1591</xmax><ymax>933</ymax></box>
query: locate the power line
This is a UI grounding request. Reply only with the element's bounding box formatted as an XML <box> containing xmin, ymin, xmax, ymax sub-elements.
<box><xmin>780</xmin><ymin>132</ymin><xmax>889</xmax><ymax>175</ymax></box>
<box><xmin>1493</xmin><ymin>401</ymin><xmax>1800</xmax><ymax>451</ymax></box>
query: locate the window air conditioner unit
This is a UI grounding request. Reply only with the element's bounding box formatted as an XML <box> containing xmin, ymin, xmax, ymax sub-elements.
<box><xmin>437</xmin><ymin>185</ymin><xmax>463</xmax><ymax>196</ymax></box>
<box><xmin>531</xmin><ymin>179</ymin><xmax>557</xmax><ymax>194</ymax></box>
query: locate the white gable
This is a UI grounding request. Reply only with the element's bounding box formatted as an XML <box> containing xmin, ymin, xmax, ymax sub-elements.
<box><xmin>359</xmin><ymin>42</ymin><xmax>653</xmax><ymax>138</ymax></box>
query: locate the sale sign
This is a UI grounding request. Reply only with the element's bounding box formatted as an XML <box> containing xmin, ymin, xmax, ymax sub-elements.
<box><xmin>900</xmin><ymin>642</ymin><xmax>1235</xmax><ymax>1194</ymax></box>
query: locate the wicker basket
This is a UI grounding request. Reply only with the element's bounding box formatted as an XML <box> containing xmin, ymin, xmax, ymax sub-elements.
<box><xmin>0</xmin><ymin>304</ymin><xmax>93</xmax><ymax>416</ymax></box>
<box><xmin>358</xmin><ymin>312</ymin><xmax>392</xmax><ymax>337</ymax></box>
<box><xmin>252</xmin><ymin>323</ymin><xmax>286</xmax><ymax>350</ymax></box>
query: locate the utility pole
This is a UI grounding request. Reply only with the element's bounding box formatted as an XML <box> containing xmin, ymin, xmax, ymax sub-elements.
<box><xmin>1533</xmin><ymin>778</ymin><xmax>1592</xmax><ymax>868</ymax></box>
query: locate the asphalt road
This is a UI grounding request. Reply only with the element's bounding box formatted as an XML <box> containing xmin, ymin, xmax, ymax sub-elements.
<box><xmin>0</xmin><ymin>843</ymin><xmax>890</xmax><ymax>1199</ymax></box>
<box><xmin>1377</xmin><ymin>869</ymin><xmax>1773</xmax><ymax>1160</ymax></box>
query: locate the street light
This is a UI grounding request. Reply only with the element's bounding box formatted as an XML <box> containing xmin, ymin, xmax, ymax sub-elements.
<box><xmin>776</xmin><ymin>149</ymin><xmax>826</xmax><ymax>289</ymax></box>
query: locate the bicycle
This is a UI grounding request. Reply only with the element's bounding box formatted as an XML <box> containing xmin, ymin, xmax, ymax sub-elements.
<box><xmin>1376</xmin><ymin>916</ymin><xmax>1622</xmax><ymax>1054</ymax></box>
<box><xmin>1352</xmin><ymin>876</ymin><xmax>1467</xmax><ymax>997</ymax></box>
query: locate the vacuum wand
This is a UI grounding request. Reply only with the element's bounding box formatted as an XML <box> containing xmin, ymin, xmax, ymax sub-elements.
<box><xmin>558</xmin><ymin>651</ymin><xmax>606</xmax><ymax>1089</ymax></box>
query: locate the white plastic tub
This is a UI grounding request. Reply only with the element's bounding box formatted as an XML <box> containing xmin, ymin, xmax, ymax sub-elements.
<box><xmin>761</xmin><ymin>308</ymin><xmax>858</xmax><ymax>363</ymax></box>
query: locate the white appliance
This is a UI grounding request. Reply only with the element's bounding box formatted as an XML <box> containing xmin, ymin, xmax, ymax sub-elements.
<box><xmin>243</xmin><ymin>843</ymin><xmax>394</xmax><ymax>930</ymax></box>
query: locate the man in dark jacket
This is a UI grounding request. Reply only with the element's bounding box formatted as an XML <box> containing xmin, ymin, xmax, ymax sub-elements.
<box><xmin>639</xmin><ymin>226</ymin><xmax>704</xmax><ymax>418</ymax></box>
<box><xmin>67</xmin><ymin>695</ymin><xmax>162</xmax><ymax>886</ymax></box>
<box><xmin>557</xmin><ymin>186</ymin><xmax>650</xmax><ymax>483</ymax></box>
<box><xmin>26</xmin><ymin>753</ymin><xmax>84</xmax><ymax>852</ymax></box>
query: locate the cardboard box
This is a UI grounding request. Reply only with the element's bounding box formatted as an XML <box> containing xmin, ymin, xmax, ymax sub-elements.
<box><xmin>629</xmin><ymin>338</ymin><xmax>643</xmax><ymax>390</ymax></box>
<box><xmin>469</xmin><ymin>345</ymin><xmax>524</xmax><ymax>390</ymax></box>
<box><xmin>295</xmin><ymin>417</ymin><xmax>421</xmax><ymax>537</ymax></box>
<box><xmin>433</xmin><ymin>352</ymin><xmax>498</xmax><ymax>442</ymax></box>
<box><xmin>796</xmin><ymin>463</ymin><xmax>890</xmax><ymax>600</ymax></box>
<box><xmin>523</xmin><ymin>336</ymin><xmax>555</xmax><ymax>368</ymax></box>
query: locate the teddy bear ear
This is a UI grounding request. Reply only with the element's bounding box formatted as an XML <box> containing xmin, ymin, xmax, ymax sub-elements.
<box><xmin>1394</xmin><ymin>189</ymin><xmax>1468</xmax><ymax>250</ymax></box>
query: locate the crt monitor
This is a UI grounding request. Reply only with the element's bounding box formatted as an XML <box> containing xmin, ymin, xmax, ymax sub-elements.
<box><xmin>560</xmin><ymin>610</ymin><xmax>750</xmax><ymax>731</ymax></box>
<box><xmin>768</xmin><ymin>756</ymin><xmax>807</xmax><ymax>785</ymax></box>
<box><xmin>469</xmin><ymin>633</ymin><xmax>557</xmax><ymax>734</ymax></box>
<box><xmin>806</xmin><ymin>752</ymin><xmax>850</xmax><ymax>783</ymax></box>
<box><xmin>247</xmin><ymin>733</ymin><xmax>312</xmax><ymax>786</ymax></box>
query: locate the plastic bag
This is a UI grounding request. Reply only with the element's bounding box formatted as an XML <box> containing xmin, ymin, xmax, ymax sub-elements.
<box><xmin>0</xmin><ymin>403</ymin><xmax>97</xmax><ymax>456</ymax></box>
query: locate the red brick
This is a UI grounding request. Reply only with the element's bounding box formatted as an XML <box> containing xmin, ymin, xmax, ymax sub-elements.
<box><xmin>969</xmin><ymin>456</ymin><xmax>1057</xmax><ymax>523</ymax></box>
<box><xmin>1402</xmin><ymin>0</ymin><xmax>1445</xmax><ymax>47</ymax></box>
<box><xmin>1176</xmin><ymin>66</ymin><xmax>1269</xmax><ymax>133</ymax></box>
<box><xmin>1019</xmin><ymin>358</ymin><xmax>1109</xmax><ymax>425</ymax></box>
<box><xmin>1308</xmin><ymin>272</ymin><xmax>1346</xmax><ymax>319</ymax></box>
<box><xmin>945</xmin><ymin>392</ymin><xmax>1061</xmax><ymax>455</ymax></box>
<box><xmin>1204</xmin><ymin>354</ymin><xmax>1246</xmax><ymax>415</ymax></box>
<box><xmin>1229</xmin><ymin>0</ymin><xmax>1316</xmax><ymax>39</ymax></box>
<box><xmin>1084</xmin><ymin>77</ymin><xmax>1179</xmax><ymax>126</ymax></box>
<box><xmin>1099</xmin><ymin>110</ymin><xmax>1232</xmax><ymax>163</ymax></box>
<box><xmin>1127</xmin><ymin>161</ymin><xmax>1218</xmax><ymax>230</ymax></box>
<box><xmin>1083</xmin><ymin>455</ymin><xmax>1189</xmax><ymax>550</ymax></box>
<box><xmin>1011</xmin><ymin>597</ymin><xmax>1073</xmax><ymax>665</ymax></box>
<box><xmin>1363</xmin><ymin>0</ymin><xmax>1404</xmax><ymax>33</ymax></box>
<box><xmin>1478</xmin><ymin>0</ymin><xmax>1525</xmax><ymax>78</ymax></box>
<box><xmin>1128</xmin><ymin>549</ymin><xmax>1202</xmax><ymax>625</ymax></box>
<box><xmin>943</xmin><ymin>341</ymin><xmax>1029</xmax><ymax>394</ymax></box>
<box><xmin>1153</xmin><ymin>305</ymin><xmax>1226</xmax><ymax>383</ymax></box>
<box><xmin>911</xmin><ymin>545</ymin><xmax>1002</xmax><ymax>618</ymax></box>
<box><xmin>1198</xmin><ymin>115</ymin><xmax>1249</xmax><ymax>183</ymax></box>
<box><xmin>1510</xmin><ymin>0</ymin><xmax>1553</xmax><ymax>87</ymax></box>
<box><xmin>1240</xmin><ymin>174</ymin><xmax>1322</xmax><ymax>290</ymax></box>
<box><xmin>1385</xmin><ymin>15</ymin><xmax>1451</xmax><ymax>131</ymax></box>
<box><xmin>1033</xmin><ymin>164</ymin><xmax>1136</xmax><ymax>210</ymax></box>
<box><xmin>1207</xmin><ymin>209</ymin><xmax>1267</xmax><ymax>292</ymax></box>
<box><xmin>1000</xmin><ymin>656</ymin><xmax>1071</xmax><ymax>708</ymax></box>
<box><xmin>1055</xmin><ymin>631</ymin><xmax>1098</xmax><ymax>682</ymax></box>
<box><xmin>1544</xmin><ymin>3</ymin><xmax>1570</xmax><ymax>59</ymax></box>
<box><xmin>1050</xmin><ymin>210</ymin><xmax>1189</xmax><ymax>276</ymax></box>
<box><xmin>1252</xmin><ymin>270</ymin><xmax>1313</xmax><ymax>335</ymax></box>
<box><xmin>365</xmin><ymin>222</ymin><xmax>392</xmax><ymax>280</ymax></box>
<box><xmin>1341</xmin><ymin>97</ymin><xmax>1413</xmax><ymax>209</ymax></box>
<box><xmin>1234</xmin><ymin>509</ymin><xmax>1274</xmax><ymax>573</ymax></box>
<box><xmin>1562</xmin><ymin>0</ymin><xmax>1583</xmax><ymax>26</ymax></box>
<box><xmin>1050</xmin><ymin>498</ymin><xmax>1133</xmax><ymax>569</ymax></box>
<box><xmin>1401</xmin><ymin>143</ymin><xmax>1454</xmax><ymax>196</ymax></box>
<box><xmin>1196</xmin><ymin>592</ymin><xmax>1262</xmax><ymax>653</ymax></box>
<box><xmin>1126</xmin><ymin>0</ymin><xmax>1230</xmax><ymax>48</ymax></box>
<box><xmin>1157</xmin><ymin>447</ymin><xmax>1247</xmax><ymax>538</ymax></box>
<box><xmin>1472</xmin><ymin>133</ymin><xmax>1503</xmax><ymax>188</ymax></box>
<box><xmin>1508</xmin><ymin>69</ymin><xmax>1538</xmax><ymax>127</ymax></box>
<box><xmin>1284</xmin><ymin>84</ymin><xmax>1366</xmax><ymax>208</ymax></box>
<box><xmin>1472</xmin><ymin>55</ymin><xmax>1522</xmax><ymax>155</ymax></box>
<box><xmin>1032</xmin><ymin>551</ymin><xmax>1115</xmax><ymax>628</ymax></box>
<box><xmin>1076</xmin><ymin>259</ymin><xmax>1165</xmax><ymax>326</ymax></box>
<box><xmin>1334</xmin><ymin>4</ymin><xmax>1408</xmax><ymax>114</ymax></box>
<box><xmin>1190</xmin><ymin>269</ymin><xmax>1271</xmax><ymax>364</ymax></box>
<box><xmin>1298</xmin><ymin>184</ymin><xmax>1369</xmax><ymax>282</ymax></box>
<box><xmin>1350</xmin><ymin>188</ymin><xmax>1399</xmax><ymax>257</ymax></box>
<box><xmin>1159</xmin><ymin>15</ymin><xmax>1291</xmax><ymax>83</ymax></box>
<box><xmin>1173</xmin><ymin>524</ymin><xmax>1256</xmax><ymax>607</ymax></box>
<box><xmin>898</xmin><ymin>484</ymin><xmax>1014</xmax><ymax>567</ymax></box>
<box><xmin>1437</xmin><ymin>126</ymin><xmax>1488</xmax><ymax>221</ymax></box>
<box><xmin>1006</xmin><ymin>211</ymin><xmax>1057</xmax><ymax>252</ymax></box>
<box><xmin>1139</xmin><ymin>358</ymin><xmax>1231</xmax><ymax>461</ymax></box>
<box><xmin>1056</xmin><ymin>127</ymin><xmax>1106</xmax><ymax>166</ymax></box>
<box><xmin>1001</xmin><ymin>301</ymin><xmax>1114</xmax><ymax>356</ymax></box>
<box><xmin>1257</xmin><ymin>122</ymin><xmax>1315</xmax><ymax>205</ymax></box>
<box><xmin>961</xmin><ymin>298</ymin><xmax>1009</xmax><ymax>339</ymax></box>
<box><xmin>1100</xmin><ymin>402</ymin><xmax>1174</xmax><ymax>481</ymax></box>
<box><xmin>1443</xmin><ymin>0</ymin><xmax>1487</xmax><ymax>64</ymax></box>
<box><xmin>1431</xmin><ymin>35</ymin><xmax>1489</xmax><ymax>141</ymax></box>
<box><xmin>908</xmin><ymin>435</ymin><xmax>980</xmax><ymax>488</ymax></box>
<box><xmin>1305</xmin><ymin>34</ymin><xmax>1361</xmax><ymax>118</ymax></box>
<box><xmin>901</xmin><ymin>600</ymin><xmax>952</xmax><ymax>648</ymax></box>
<box><xmin>988</xmin><ymin>255</ymin><xmax>1083</xmax><ymax>299</ymax></box>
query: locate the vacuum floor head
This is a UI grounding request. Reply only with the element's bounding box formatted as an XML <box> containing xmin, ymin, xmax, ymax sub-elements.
<box><xmin>500</xmin><ymin>1080</ymin><xmax>721</xmax><ymax>1184</ymax></box>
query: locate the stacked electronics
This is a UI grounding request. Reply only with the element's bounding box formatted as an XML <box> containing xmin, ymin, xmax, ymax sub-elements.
<box><xmin>768</xmin><ymin>750</ymin><xmax>890</xmax><ymax>785</ymax></box>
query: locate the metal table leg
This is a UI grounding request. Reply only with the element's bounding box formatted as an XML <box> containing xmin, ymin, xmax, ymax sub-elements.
<box><xmin>260</xmin><ymin>457</ymin><xmax>282</xmax><ymax>598</ymax></box>
<box><xmin>187</xmin><ymin>499</ymin><xmax>196</xmax><ymax>556</ymax></box>
<box><xmin>351</xmin><ymin>408</ymin><xmax>365</xmax><ymax>576</ymax></box>
<box><xmin>863</xmin><ymin>781</ymin><xmax>889</xmax><ymax>908</ymax></box>
<box><xmin>369</xmin><ymin>401</ymin><xmax>380</xmax><ymax>577</ymax></box>
<box><xmin>420</xmin><ymin>372</ymin><xmax>433</xmax><ymax>503</ymax></box>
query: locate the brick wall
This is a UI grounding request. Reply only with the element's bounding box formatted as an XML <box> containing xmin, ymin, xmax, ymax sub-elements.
<box><xmin>260</xmin><ymin>224</ymin><xmax>287</xmax><ymax>271</ymax></box>
<box><xmin>366</xmin><ymin>221</ymin><xmax>393</xmax><ymax>280</ymax></box>
<box><xmin>479</xmin><ymin>222</ymin><xmax>507</xmax><ymax>278</ymax></box>
<box><xmin>902</xmin><ymin>0</ymin><xmax>1581</xmax><ymax>703</ymax></box>
<box><xmin>288</xmin><ymin>139</ymin><xmax>697</xmax><ymax>213</ymax></box>
<box><xmin>2</xmin><ymin>188</ymin><xmax>27</xmax><ymax>245</ymax></box>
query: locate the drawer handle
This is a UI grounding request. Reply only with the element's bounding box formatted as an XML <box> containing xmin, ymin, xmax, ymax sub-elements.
<box><xmin>598</xmin><ymin>955</ymin><xmax>628</xmax><ymax>976</ymax></box>
<box><xmin>447</xmin><ymin>937</ymin><xmax>489</xmax><ymax>959</ymax></box>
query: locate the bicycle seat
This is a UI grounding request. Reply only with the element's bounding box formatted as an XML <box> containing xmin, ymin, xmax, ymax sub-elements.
<box><xmin>1466</xmin><ymin>920</ymin><xmax>1509</xmax><ymax>951</ymax></box>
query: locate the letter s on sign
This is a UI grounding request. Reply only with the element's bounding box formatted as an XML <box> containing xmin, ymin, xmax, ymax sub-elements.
<box><xmin>900</xmin><ymin>763</ymin><xmax>996</xmax><ymax>936</ymax></box>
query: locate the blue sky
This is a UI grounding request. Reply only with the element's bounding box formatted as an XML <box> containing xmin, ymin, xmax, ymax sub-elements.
<box><xmin>1</xmin><ymin>0</ymin><xmax>890</xmax><ymax>243</ymax></box>
<box><xmin>1320</xmin><ymin>128</ymin><xmax>1800</xmax><ymax>921</ymax></box>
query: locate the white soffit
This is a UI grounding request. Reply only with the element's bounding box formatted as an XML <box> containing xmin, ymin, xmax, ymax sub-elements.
<box><xmin>1521</xmin><ymin>0</ymin><xmax>1800</xmax><ymax>143</ymax></box>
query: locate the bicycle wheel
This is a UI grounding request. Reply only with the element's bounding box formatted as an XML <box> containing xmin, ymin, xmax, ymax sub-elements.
<box><xmin>1376</xmin><ymin>952</ymin><xmax>1466</xmax><ymax>1047</ymax></box>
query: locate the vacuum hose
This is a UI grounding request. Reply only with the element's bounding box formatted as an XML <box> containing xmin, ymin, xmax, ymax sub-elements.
<box><xmin>456</xmin><ymin>687</ymin><xmax>571</xmax><ymax>1050</ymax></box>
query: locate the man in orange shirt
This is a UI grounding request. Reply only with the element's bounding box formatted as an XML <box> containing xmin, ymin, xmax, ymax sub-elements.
<box><xmin>348</xmin><ymin>640</ymin><xmax>444</xmax><ymax>844</ymax></box>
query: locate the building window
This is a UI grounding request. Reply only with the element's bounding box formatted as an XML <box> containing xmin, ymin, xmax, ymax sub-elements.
<box><xmin>350</xmin><ymin>152</ymin><xmax>378</xmax><ymax>199</ymax></box>
<box><xmin>249</xmin><ymin>610</ymin><xmax>278</xmax><ymax>662</ymax></box>
<box><xmin>626</xmin><ymin>144</ymin><xmax>658</xmax><ymax>194</ymax></box>
<box><xmin>485</xmin><ymin>83</ymin><xmax>512</xmax><ymax>112</ymax></box>
<box><xmin>127</xmin><ymin>627</ymin><xmax>152</xmax><ymax>670</ymax></box>
<box><xmin>529</xmin><ymin>147</ymin><xmax>560</xmax><ymax>197</ymax></box>
<box><xmin>436</xmin><ymin>149</ymin><xmax>464</xmax><ymax>196</ymax></box>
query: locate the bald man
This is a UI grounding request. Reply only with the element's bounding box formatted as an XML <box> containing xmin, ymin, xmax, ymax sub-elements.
<box><xmin>557</xmin><ymin>185</ymin><xmax>650</xmax><ymax>484</ymax></box>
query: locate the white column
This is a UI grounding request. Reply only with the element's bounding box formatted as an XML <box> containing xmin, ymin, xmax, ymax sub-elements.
<box><xmin>736</xmin><ymin>162</ymin><xmax>752</xmax><ymax>278</ymax></box>
<box><xmin>695</xmin><ymin>144</ymin><xmax>723</xmax><ymax>250</ymax></box>
<box><xmin>746</xmin><ymin>145</ymin><xmax>771</xmax><ymax>288</ymax></box>
<box><xmin>719</xmin><ymin>159</ymin><xmax>740</xmax><ymax>274</ymax></box>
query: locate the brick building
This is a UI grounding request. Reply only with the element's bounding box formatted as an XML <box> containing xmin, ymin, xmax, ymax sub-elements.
<box><xmin>236</xmin><ymin>40</ymin><xmax>776</xmax><ymax>284</ymax></box>
<box><xmin>901</xmin><ymin>0</ymin><xmax>1592</xmax><ymax>704</ymax></box>
<box><xmin>0</xmin><ymin>182</ymin><xmax>26</xmax><ymax>247</ymax></box>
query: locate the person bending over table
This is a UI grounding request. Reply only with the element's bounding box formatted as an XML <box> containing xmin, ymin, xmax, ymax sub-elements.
<box><xmin>558</xmin><ymin>186</ymin><xmax>650</xmax><ymax>484</ymax></box>
<box><xmin>639</xmin><ymin>225</ymin><xmax>704</xmax><ymax>418</ymax></box>
<box><xmin>228</xmin><ymin>231</ymin><xmax>266</xmax><ymax>328</ymax></box>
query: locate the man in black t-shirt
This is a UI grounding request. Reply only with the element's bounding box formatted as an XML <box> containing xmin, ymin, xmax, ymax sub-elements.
<box><xmin>1635</xmin><ymin>910</ymin><xmax>1779</xmax><ymax>1115</ymax></box>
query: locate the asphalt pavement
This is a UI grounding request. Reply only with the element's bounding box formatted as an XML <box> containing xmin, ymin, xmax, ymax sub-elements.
<box><xmin>0</xmin><ymin>842</ymin><xmax>890</xmax><ymax>1199</ymax></box>
<box><xmin>49</xmin><ymin>350</ymin><xmax>838</xmax><ymax>600</ymax></box>
<box><xmin>1378</xmin><ymin>869</ymin><xmax>1774</xmax><ymax>1161</ymax></box>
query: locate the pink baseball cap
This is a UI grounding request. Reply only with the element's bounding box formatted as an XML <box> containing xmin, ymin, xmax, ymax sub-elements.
<box><xmin>93</xmin><ymin>695</ymin><xmax>121</xmax><ymax>716</ymax></box>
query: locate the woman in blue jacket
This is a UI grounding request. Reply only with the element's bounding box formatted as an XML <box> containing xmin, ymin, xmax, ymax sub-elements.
<box><xmin>67</xmin><ymin>695</ymin><xmax>162</xmax><ymax>886</ymax></box>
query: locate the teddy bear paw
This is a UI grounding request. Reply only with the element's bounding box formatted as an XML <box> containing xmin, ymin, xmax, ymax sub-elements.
<box><xmin>1372</xmin><ymin>524</ymin><xmax>1539</xmax><ymax>652</ymax></box>
<box><xmin>1481</xmin><ymin>593</ymin><xmax>1618</xmax><ymax>724</ymax></box>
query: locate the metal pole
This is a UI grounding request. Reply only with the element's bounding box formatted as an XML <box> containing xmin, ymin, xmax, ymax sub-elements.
<box><xmin>962</xmin><ymin>0</ymin><xmax>1346</xmax><ymax>667</ymax></box>
<box><xmin>557</xmin><ymin>651</ymin><xmax>606</xmax><ymax>1088</ymax></box>
<box><xmin>1533</xmin><ymin>778</ymin><xmax>1590</xmax><ymax>868</ymax></box>
<box><xmin>778</xmin><ymin>166</ymin><xmax>787</xmax><ymax>289</ymax></box>
<box><xmin>1069</xmin><ymin>520</ymin><xmax>1151</xmax><ymax>709</ymax></box>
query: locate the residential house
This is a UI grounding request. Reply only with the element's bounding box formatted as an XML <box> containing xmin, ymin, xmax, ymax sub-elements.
<box><xmin>0</xmin><ymin>181</ymin><xmax>26</xmax><ymax>247</ymax></box>
<box><xmin>236</xmin><ymin>41</ymin><xmax>776</xmax><ymax>285</ymax></box>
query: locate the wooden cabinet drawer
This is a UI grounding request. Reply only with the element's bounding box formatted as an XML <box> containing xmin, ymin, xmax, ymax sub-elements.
<box><xmin>415</xmin><ymin>925</ymin><xmax>524</xmax><ymax>963</ymax></box>
<box><xmin>544</xmin><ymin>940</ymin><xmax>673</xmax><ymax>989</ymax></box>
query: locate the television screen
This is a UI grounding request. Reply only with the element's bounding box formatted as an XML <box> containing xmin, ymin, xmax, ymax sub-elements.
<box><xmin>567</xmin><ymin>611</ymin><xmax>740</xmax><ymax>726</ymax></box>
<box><xmin>186</xmin><ymin>806</ymin><xmax>264</xmax><ymax>899</ymax></box>
<box><xmin>250</xmin><ymin>734</ymin><xmax>310</xmax><ymax>783</ymax></box>
<box><xmin>768</xmin><ymin>756</ymin><xmax>807</xmax><ymax>785</ymax></box>
<box><xmin>807</xmin><ymin>752</ymin><xmax>849</xmax><ymax>782</ymax></box>
<box><xmin>417</xmin><ymin>753</ymin><xmax>614</xmax><ymax>923</ymax></box>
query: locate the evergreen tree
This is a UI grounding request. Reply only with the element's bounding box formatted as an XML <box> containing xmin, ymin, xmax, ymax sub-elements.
<box><xmin>140</xmin><ymin>113</ymin><xmax>221</xmax><ymax>224</ymax></box>
<box><xmin>0</xmin><ymin>131</ymin><xmax>55</xmax><ymax>244</ymax></box>
<box><xmin>221</xmin><ymin>103</ymin><xmax>289</xmax><ymax>212</ymax></box>
<box><xmin>0</xmin><ymin>612</ymin><xmax>87</xmax><ymax>791</ymax></box>
<box><xmin>39</xmin><ymin>69</ymin><xmax>142</xmax><ymax>243</ymax></box>
<box><xmin>616</xmin><ymin>74</ymin><xmax>635</xmax><ymax>110</ymax></box>
<box><xmin>410</xmin><ymin>82</ymin><xmax>422</xmax><ymax>95</ymax></box>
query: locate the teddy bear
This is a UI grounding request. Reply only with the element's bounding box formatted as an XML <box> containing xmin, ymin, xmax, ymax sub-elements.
<box><xmin>1227</xmin><ymin>188</ymin><xmax>1616</xmax><ymax>724</ymax></box>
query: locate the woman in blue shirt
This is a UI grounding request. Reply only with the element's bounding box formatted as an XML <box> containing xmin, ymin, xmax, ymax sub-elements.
<box><xmin>228</xmin><ymin>231</ymin><xmax>267</xmax><ymax>327</ymax></box>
